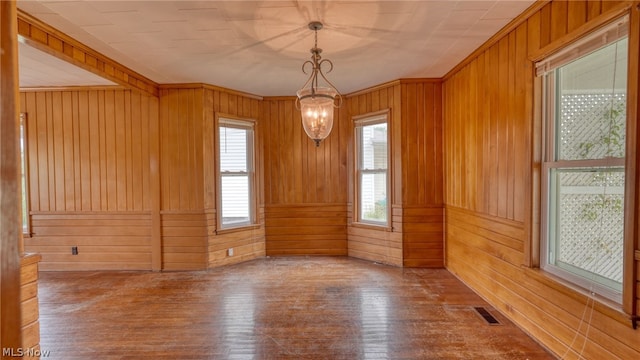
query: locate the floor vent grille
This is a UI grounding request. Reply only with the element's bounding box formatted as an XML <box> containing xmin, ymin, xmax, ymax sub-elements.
<box><xmin>474</xmin><ymin>307</ymin><xmax>501</xmax><ymax>325</ymax></box>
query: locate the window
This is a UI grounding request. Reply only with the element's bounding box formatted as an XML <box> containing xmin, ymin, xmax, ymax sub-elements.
<box><xmin>217</xmin><ymin>117</ymin><xmax>255</xmax><ymax>230</ymax></box>
<box><xmin>354</xmin><ymin>112</ymin><xmax>389</xmax><ymax>226</ymax></box>
<box><xmin>539</xmin><ymin>17</ymin><xmax>628</xmax><ymax>303</ymax></box>
<box><xmin>20</xmin><ymin>113</ymin><xmax>29</xmax><ymax>234</ymax></box>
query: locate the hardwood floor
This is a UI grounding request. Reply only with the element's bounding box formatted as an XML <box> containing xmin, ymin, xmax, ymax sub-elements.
<box><xmin>38</xmin><ymin>256</ymin><xmax>555</xmax><ymax>359</ymax></box>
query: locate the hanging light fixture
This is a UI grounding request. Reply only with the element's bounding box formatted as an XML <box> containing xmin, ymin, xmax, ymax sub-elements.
<box><xmin>296</xmin><ymin>21</ymin><xmax>342</xmax><ymax>147</ymax></box>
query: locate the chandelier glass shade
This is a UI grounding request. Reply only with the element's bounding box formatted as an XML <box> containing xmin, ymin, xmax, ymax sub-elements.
<box><xmin>296</xmin><ymin>22</ymin><xmax>342</xmax><ymax>147</ymax></box>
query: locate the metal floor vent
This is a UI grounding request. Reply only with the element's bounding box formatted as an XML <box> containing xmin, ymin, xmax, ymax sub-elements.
<box><xmin>474</xmin><ymin>307</ymin><xmax>501</xmax><ymax>325</ymax></box>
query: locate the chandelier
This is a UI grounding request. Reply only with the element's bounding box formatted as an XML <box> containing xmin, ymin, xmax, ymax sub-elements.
<box><xmin>296</xmin><ymin>21</ymin><xmax>342</xmax><ymax>147</ymax></box>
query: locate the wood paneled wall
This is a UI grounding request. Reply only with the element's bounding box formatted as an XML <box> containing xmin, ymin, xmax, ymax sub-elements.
<box><xmin>347</xmin><ymin>83</ymin><xmax>403</xmax><ymax>265</ymax></box>
<box><xmin>262</xmin><ymin>97</ymin><xmax>349</xmax><ymax>256</ymax></box>
<box><xmin>23</xmin><ymin>83</ymin><xmax>442</xmax><ymax>267</ymax></box>
<box><xmin>400</xmin><ymin>82</ymin><xmax>444</xmax><ymax>208</ymax></box>
<box><xmin>21</xmin><ymin>88</ymin><xmax>158</xmax><ymax>271</ymax></box>
<box><xmin>159</xmin><ymin>85</ymin><xmax>265</xmax><ymax>270</ymax></box>
<box><xmin>160</xmin><ymin>211</ymin><xmax>206</xmax><ymax>271</ymax></box>
<box><xmin>17</xmin><ymin>10</ymin><xmax>443</xmax><ymax>269</ymax></box>
<box><xmin>208</xmin><ymin>210</ymin><xmax>266</xmax><ymax>267</ymax></box>
<box><xmin>16</xmin><ymin>2</ymin><xmax>640</xmax><ymax>357</ymax></box>
<box><xmin>444</xmin><ymin>23</ymin><xmax>529</xmax><ymax>223</ymax></box>
<box><xmin>204</xmin><ymin>86</ymin><xmax>265</xmax><ymax>267</ymax></box>
<box><xmin>346</xmin><ymin>80</ymin><xmax>444</xmax><ymax>267</ymax></box>
<box><xmin>266</xmin><ymin>204</ymin><xmax>347</xmax><ymax>255</ymax></box>
<box><xmin>28</xmin><ymin>213</ymin><xmax>152</xmax><ymax>271</ymax></box>
<box><xmin>160</xmin><ymin>88</ymin><xmax>205</xmax><ymax>212</ymax></box>
<box><xmin>262</xmin><ymin>97</ymin><xmax>349</xmax><ymax>205</ymax></box>
<box><xmin>443</xmin><ymin>1</ymin><xmax>640</xmax><ymax>358</ymax></box>
<box><xmin>399</xmin><ymin>81</ymin><xmax>444</xmax><ymax>267</ymax></box>
<box><xmin>159</xmin><ymin>87</ymin><xmax>207</xmax><ymax>270</ymax></box>
<box><xmin>22</xmin><ymin>84</ymin><xmax>266</xmax><ymax>271</ymax></box>
<box><xmin>346</xmin><ymin>208</ymin><xmax>402</xmax><ymax>265</ymax></box>
<box><xmin>22</xmin><ymin>90</ymin><xmax>155</xmax><ymax>212</ymax></box>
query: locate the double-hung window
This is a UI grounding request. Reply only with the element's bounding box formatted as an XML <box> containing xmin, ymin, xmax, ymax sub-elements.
<box><xmin>217</xmin><ymin>117</ymin><xmax>255</xmax><ymax>230</ymax></box>
<box><xmin>538</xmin><ymin>16</ymin><xmax>628</xmax><ymax>303</ymax></box>
<box><xmin>354</xmin><ymin>112</ymin><xmax>389</xmax><ymax>226</ymax></box>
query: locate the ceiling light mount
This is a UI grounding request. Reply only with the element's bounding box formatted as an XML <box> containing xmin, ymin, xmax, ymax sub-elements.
<box><xmin>296</xmin><ymin>21</ymin><xmax>342</xmax><ymax>147</ymax></box>
<box><xmin>308</xmin><ymin>21</ymin><xmax>323</xmax><ymax>32</ymax></box>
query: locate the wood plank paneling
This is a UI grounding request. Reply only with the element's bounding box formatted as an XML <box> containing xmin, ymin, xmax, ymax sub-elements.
<box><xmin>20</xmin><ymin>85</ymin><xmax>262</xmax><ymax>274</ymax></box>
<box><xmin>347</xmin><ymin>80</ymin><xmax>444</xmax><ymax>267</ymax></box>
<box><xmin>25</xmin><ymin>213</ymin><xmax>152</xmax><ymax>271</ymax></box>
<box><xmin>21</xmin><ymin>89</ymin><xmax>154</xmax><ymax>213</ymax></box>
<box><xmin>20</xmin><ymin>88</ymin><xmax>158</xmax><ymax>271</ymax></box>
<box><xmin>14</xmin><ymin>2</ymin><xmax>640</xmax><ymax>358</ymax></box>
<box><xmin>402</xmin><ymin>207</ymin><xmax>444</xmax><ymax>267</ymax></box>
<box><xmin>265</xmin><ymin>204</ymin><xmax>347</xmax><ymax>256</ymax></box>
<box><xmin>568</xmin><ymin>0</ymin><xmax>588</xmax><ymax>32</ymax></box>
<box><xmin>161</xmin><ymin>212</ymin><xmax>207</xmax><ymax>271</ymax></box>
<box><xmin>446</xmin><ymin>206</ymin><xmax>639</xmax><ymax>360</ymax></box>
<box><xmin>262</xmin><ymin>97</ymin><xmax>348</xmax><ymax>256</ymax></box>
<box><xmin>209</xmin><ymin>208</ymin><xmax>266</xmax><ymax>267</ymax></box>
<box><xmin>210</xmin><ymin>229</ymin><xmax>264</xmax><ymax>257</ymax></box>
<box><xmin>203</xmin><ymin>86</ymin><xmax>265</xmax><ymax>267</ymax></box>
<box><xmin>399</xmin><ymin>80</ymin><xmax>444</xmax><ymax>267</ymax></box>
<box><xmin>159</xmin><ymin>88</ymin><xmax>204</xmax><ymax>211</ymax></box>
<box><xmin>444</xmin><ymin>1</ymin><xmax>640</xmax><ymax>359</ymax></box>
<box><xmin>444</xmin><ymin>37</ymin><xmax>526</xmax><ymax>222</ymax></box>
<box><xmin>348</xmin><ymin>225</ymin><xmax>402</xmax><ymax>266</ymax></box>
<box><xmin>347</xmin><ymin>83</ymin><xmax>402</xmax><ymax>265</ymax></box>
<box><xmin>262</xmin><ymin>97</ymin><xmax>348</xmax><ymax>205</ymax></box>
<box><xmin>160</xmin><ymin>85</ymin><xmax>265</xmax><ymax>269</ymax></box>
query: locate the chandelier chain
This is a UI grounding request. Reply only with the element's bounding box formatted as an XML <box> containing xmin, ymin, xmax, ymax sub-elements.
<box><xmin>314</xmin><ymin>27</ymin><xmax>318</xmax><ymax>49</ymax></box>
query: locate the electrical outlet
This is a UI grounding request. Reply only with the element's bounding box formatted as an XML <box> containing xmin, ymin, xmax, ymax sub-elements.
<box><xmin>72</xmin><ymin>246</ymin><xmax>78</xmax><ymax>255</ymax></box>
<box><xmin>227</xmin><ymin>248</ymin><xmax>234</xmax><ymax>257</ymax></box>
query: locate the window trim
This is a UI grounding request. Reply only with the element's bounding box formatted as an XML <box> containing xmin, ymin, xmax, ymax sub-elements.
<box><xmin>353</xmin><ymin>109</ymin><xmax>391</xmax><ymax>229</ymax></box>
<box><xmin>537</xmin><ymin>17</ymin><xmax>630</xmax><ymax>305</ymax></box>
<box><xmin>214</xmin><ymin>114</ymin><xmax>257</xmax><ymax>232</ymax></box>
<box><xmin>20</xmin><ymin>112</ymin><xmax>31</xmax><ymax>236</ymax></box>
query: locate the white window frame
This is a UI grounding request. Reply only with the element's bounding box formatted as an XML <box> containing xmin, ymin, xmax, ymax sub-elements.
<box><xmin>354</xmin><ymin>110</ymin><xmax>390</xmax><ymax>227</ymax></box>
<box><xmin>215</xmin><ymin>115</ymin><xmax>256</xmax><ymax>231</ymax></box>
<box><xmin>20</xmin><ymin>112</ymin><xmax>30</xmax><ymax>235</ymax></box>
<box><xmin>538</xmin><ymin>16</ymin><xmax>629</xmax><ymax>303</ymax></box>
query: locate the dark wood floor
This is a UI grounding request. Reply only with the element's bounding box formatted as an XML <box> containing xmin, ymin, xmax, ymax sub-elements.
<box><xmin>38</xmin><ymin>256</ymin><xmax>555</xmax><ymax>359</ymax></box>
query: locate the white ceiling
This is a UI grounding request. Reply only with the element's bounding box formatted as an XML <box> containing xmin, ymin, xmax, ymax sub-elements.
<box><xmin>18</xmin><ymin>41</ymin><xmax>117</xmax><ymax>87</ymax></box>
<box><xmin>16</xmin><ymin>0</ymin><xmax>535</xmax><ymax>96</ymax></box>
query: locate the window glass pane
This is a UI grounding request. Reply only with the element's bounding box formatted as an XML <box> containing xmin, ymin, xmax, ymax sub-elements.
<box><xmin>221</xmin><ymin>175</ymin><xmax>250</xmax><ymax>226</ymax></box>
<box><xmin>556</xmin><ymin>38</ymin><xmax>627</xmax><ymax>161</ymax></box>
<box><xmin>549</xmin><ymin>168</ymin><xmax>624</xmax><ymax>291</ymax></box>
<box><xmin>219</xmin><ymin>126</ymin><xmax>248</xmax><ymax>172</ymax></box>
<box><xmin>360</xmin><ymin>172</ymin><xmax>387</xmax><ymax>223</ymax></box>
<box><xmin>360</xmin><ymin>123</ymin><xmax>387</xmax><ymax>170</ymax></box>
